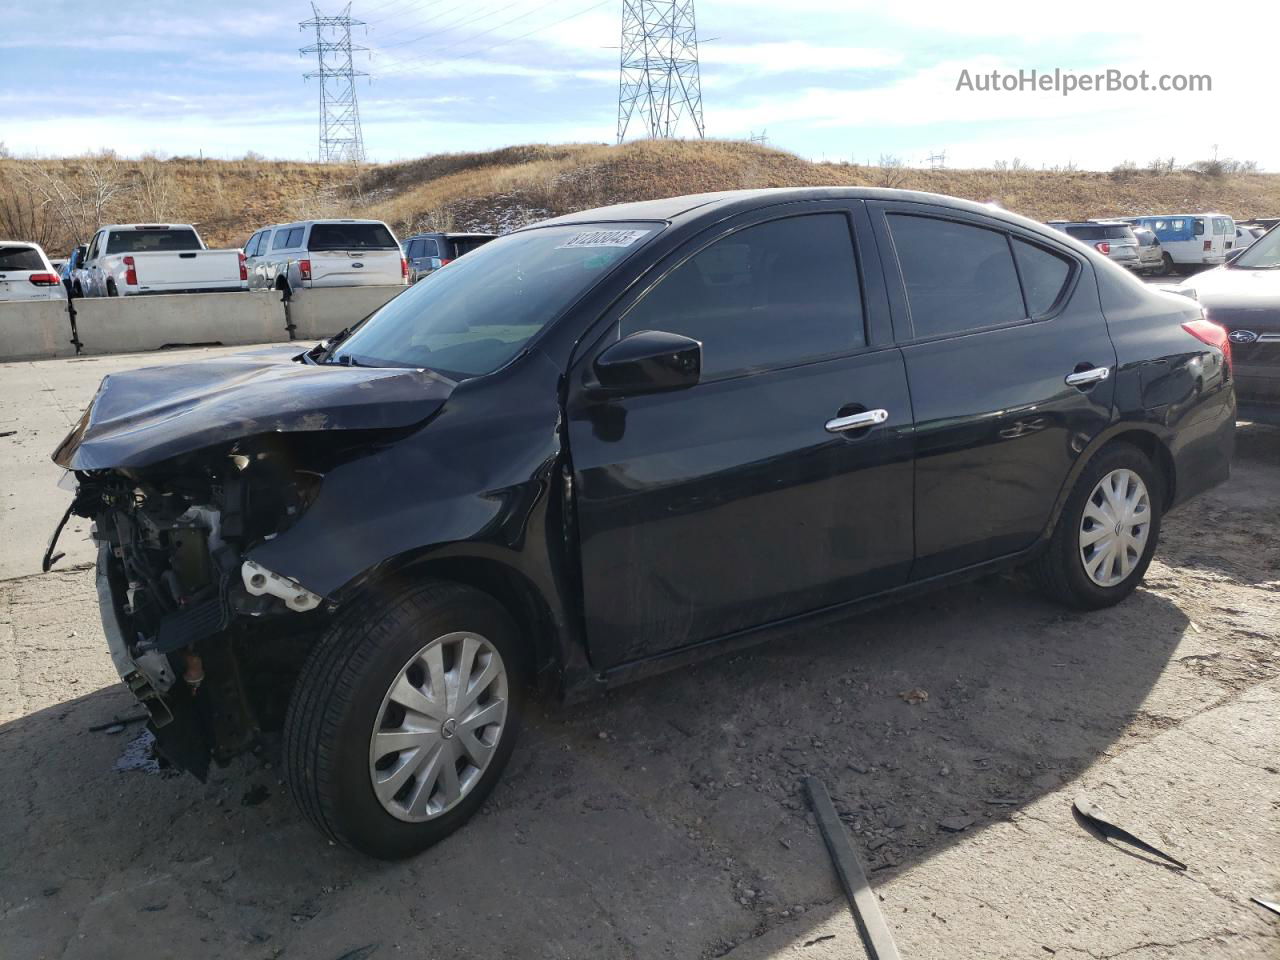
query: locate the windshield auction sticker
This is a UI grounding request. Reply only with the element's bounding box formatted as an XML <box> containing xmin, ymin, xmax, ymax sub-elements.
<box><xmin>558</xmin><ymin>229</ymin><xmax>650</xmax><ymax>249</ymax></box>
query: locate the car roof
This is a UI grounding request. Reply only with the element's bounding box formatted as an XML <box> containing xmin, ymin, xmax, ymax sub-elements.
<box><xmin>527</xmin><ymin>187</ymin><xmax>1065</xmax><ymax>240</ymax></box>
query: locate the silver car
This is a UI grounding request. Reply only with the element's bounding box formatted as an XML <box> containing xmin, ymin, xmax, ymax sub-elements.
<box><xmin>1047</xmin><ymin>221</ymin><xmax>1141</xmax><ymax>270</ymax></box>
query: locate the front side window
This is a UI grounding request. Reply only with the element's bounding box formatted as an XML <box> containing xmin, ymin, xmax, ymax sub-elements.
<box><xmin>620</xmin><ymin>213</ymin><xmax>865</xmax><ymax>377</ymax></box>
<box><xmin>333</xmin><ymin>222</ymin><xmax>659</xmax><ymax>378</ymax></box>
<box><xmin>888</xmin><ymin>214</ymin><xmax>1025</xmax><ymax>339</ymax></box>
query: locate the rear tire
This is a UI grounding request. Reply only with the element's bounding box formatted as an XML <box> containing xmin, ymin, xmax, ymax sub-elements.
<box><xmin>1030</xmin><ymin>444</ymin><xmax>1163</xmax><ymax>610</ymax></box>
<box><xmin>106</xmin><ymin>280</ymin><xmax>118</xmax><ymax>297</ymax></box>
<box><xmin>1159</xmin><ymin>253</ymin><xmax>1176</xmax><ymax>276</ymax></box>
<box><xmin>284</xmin><ymin>580</ymin><xmax>524</xmax><ymax>860</ymax></box>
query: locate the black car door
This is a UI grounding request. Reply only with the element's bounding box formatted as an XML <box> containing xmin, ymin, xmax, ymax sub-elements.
<box><xmin>565</xmin><ymin>201</ymin><xmax>915</xmax><ymax>670</ymax></box>
<box><xmin>867</xmin><ymin>201</ymin><xmax>1117</xmax><ymax>578</ymax></box>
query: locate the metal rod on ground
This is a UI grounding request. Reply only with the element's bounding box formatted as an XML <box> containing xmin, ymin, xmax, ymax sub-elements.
<box><xmin>804</xmin><ymin>775</ymin><xmax>903</xmax><ymax>960</ymax></box>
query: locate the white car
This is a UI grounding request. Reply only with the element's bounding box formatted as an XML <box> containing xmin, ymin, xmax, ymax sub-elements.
<box><xmin>242</xmin><ymin>219</ymin><xmax>406</xmax><ymax>297</ymax></box>
<box><xmin>73</xmin><ymin>224</ymin><xmax>246</xmax><ymax>297</ymax></box>
<box><xmin>1233</xmin><ymin>224</ymin><xmax>1262</xmax><ymax>254</ymax></box>
<box><xmin>0</xmin><ymin>242</ymin><xmax>67</xmax><ymax>302</ymax></box>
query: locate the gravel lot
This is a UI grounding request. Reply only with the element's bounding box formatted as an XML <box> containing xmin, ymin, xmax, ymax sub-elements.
<box><xmin>1</xmin><ymin>347</ymin><xmax>1277</xmax><ymax>959</ymax></box>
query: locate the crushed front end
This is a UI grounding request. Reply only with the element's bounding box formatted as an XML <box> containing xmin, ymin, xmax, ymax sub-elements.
<box><xmin>70</xmin><ymin>447</ymin><xmax>326</xmax><ymax>778</ymax></box>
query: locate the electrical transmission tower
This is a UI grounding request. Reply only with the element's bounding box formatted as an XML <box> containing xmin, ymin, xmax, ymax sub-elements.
<box><xmin>300</xmin><ymin>3</ymin><xmax>367</xmax><ymax>164</ymax></box>
<box><xmin>616</xmin><ymin>0</ymin><xmax>705</xmax><ymax>142</ymax></box>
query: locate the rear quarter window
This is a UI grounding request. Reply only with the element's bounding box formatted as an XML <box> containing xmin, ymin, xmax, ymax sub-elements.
<box><xmin>1012</xmin><ymin>239</ymin><xmax>1073</xmax><ymax>317</ymax></box>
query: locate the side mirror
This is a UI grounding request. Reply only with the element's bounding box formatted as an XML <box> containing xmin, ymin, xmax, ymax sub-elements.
<box><xmin>592</xmin><ymin>330</ymin><xmax>702</xmax><ymax>396</ymax></box>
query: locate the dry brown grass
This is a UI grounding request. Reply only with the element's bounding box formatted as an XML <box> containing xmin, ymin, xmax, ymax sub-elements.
<box><xmin>4</xmin><ymin>141</ymin><xmax>1278</xmax><ymax>257</ymax></box>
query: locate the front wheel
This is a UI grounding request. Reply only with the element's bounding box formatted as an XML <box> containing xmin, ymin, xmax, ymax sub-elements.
<box><xmin>1030</xmin><ymin>444</ymin><xmax>1163</xmax><ymax>610</ymax></box>
<box><xmin>284</xmin><ymin>580</ymin><xmax>524</xmax><ymax>859</ymax></box>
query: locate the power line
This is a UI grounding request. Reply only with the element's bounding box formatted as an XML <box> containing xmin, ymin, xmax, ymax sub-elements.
<box><xmin>617</xmin><ymin>0</ymin><xmax>705</xmax><ymax>141</ymax></box>
<box><xmin>378</xmin><ymin>0</ymin><xmax>530</xmax><ymax>50</ymax></box>
<box><xmin>300</xmin><ymin>3</ymin><xmax>368</xmax><ymax>164</ymax></box>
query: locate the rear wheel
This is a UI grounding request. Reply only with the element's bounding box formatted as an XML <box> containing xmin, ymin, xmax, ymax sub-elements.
<box><xmin>1159</xmin><ymin>253</ymin><xmax>1176</xmax><ymax>276</ymax></box>
<box><xmin>1031</xmin><ymin>444</ymin><xmax>1163</xmax><ymax>610</ymax></box>
<box><xmin>106</xmin><ymin>280</ymin><xmax>118</xmax><ymax>297</ymax></box>
<box><xmin>284</xmin><ymin>580</ymin><xmax>524</xmax><ymax>859</ymax></box>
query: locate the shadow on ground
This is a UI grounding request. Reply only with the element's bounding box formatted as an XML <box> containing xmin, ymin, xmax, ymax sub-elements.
<box><xmin>1</xmin><ymin>569</ymin><xmax>1192</xmax><ymax>960</ymax></box>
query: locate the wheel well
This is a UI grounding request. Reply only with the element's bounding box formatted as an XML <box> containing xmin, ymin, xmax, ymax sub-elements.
<box><xmin>1105</xmin><ymin>431</ymin><xmax>1176</xmax><ymax>510</ymax></box>
<box><xmin>358</xmin><ymin>556</ymin><xmax>560</xmax><ymax>685</ymax></box>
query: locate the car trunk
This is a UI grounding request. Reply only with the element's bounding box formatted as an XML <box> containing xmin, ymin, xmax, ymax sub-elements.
<box><xmin>0</xmin><ymin>244</ymin><xmax>59</xmax><ymax>301</ymax></box>
<box><xmin>132</xmin><ymin>251</ymin><xmax>242</xmax><ymax>292</ymax></box>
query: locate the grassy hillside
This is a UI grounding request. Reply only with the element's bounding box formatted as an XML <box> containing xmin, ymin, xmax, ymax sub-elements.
<box><xmin>4</xmin><ymin>140</ymin><xmax>1278</xmax><ymax>256</ymax></box>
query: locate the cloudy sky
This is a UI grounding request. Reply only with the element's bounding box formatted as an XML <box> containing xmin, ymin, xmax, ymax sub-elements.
<box><xmin>1</xmin><ymin>0</ymin><xmax>1273</xmax><ymax>170</ymax></box>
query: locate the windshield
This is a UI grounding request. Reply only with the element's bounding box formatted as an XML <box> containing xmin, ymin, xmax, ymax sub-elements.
<box><xmin>331</xmin><ymin>223</ymin><xmax>659</xmax><ymax>377</ymax></box>
<box><xmin>107</xmin><ymin>229</ymin><xmax>201</xmax><ymax>253</ymax></box>
<box><xmin>1232</xmin><ymin>226</ymin><xmax>1280</xmax><ymax>269</ymax></box>
<box><xmin>308</xmin><ymin>222</ymin><xmax>397</xmax><ymax>251</ymax></box>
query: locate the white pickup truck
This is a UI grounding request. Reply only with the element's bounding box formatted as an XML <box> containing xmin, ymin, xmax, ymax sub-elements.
<box><xmin>72</xmin><ymin>224</ymin><xmax>246</xmax><ymax>297</ymax></box>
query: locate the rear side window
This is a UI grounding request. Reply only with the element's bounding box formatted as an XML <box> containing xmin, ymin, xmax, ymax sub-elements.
<box><xmin>0</xmin><ymin>246</ymin><xmax>45</xmax><ymax>270</ymax></box>
<box><xmin>1012</xmin><ymin>239</ymin><xmax>1072</xmax><ymax>317</ymax></box>
<box><xmin>419</xmin><ymin>237</ymin><xmax>440</xmax><ymax>258</ymax></box>
<box><xmin>308</xmin><ymin>222</ymin><xmax>397</xmax><ymax>251</ymax></box>
<box><xmin>106</xmin><ymin>229</ymin><xmax>200</xmax><ymax>253</ymax></box>
<box><xmin>887</xmin><ymin>215</ymin><xmax>1025</xmax><ymax>339</ymax></box>
<box><xmin>621</xmin><ymin>213</ymin><xmax>865</xmax><ymax>377</ymax></box>
<box><xmin>271</xmin><ymin>230</ymin><xmax>291</xmax><ymax>251</ymax></box>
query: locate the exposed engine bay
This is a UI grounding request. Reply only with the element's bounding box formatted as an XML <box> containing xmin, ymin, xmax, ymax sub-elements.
<box><xmin>64</xmin><ymin>441</ymin><xmax>327</xmax><ymax>777</ymax></box>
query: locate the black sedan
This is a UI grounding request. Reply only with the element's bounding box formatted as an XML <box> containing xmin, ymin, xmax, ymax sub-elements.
<box><xmin>50</xmin><ymin>188</ymin><xmax>1235</xmax><ymax>858</ymax></box>
<box><xmin>1171</xmin><ymin>223</ymin><xmax>1280</xmax><ymax>424</ymax></box>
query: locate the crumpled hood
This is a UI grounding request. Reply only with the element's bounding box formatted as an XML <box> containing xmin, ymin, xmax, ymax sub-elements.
<box><xmin>53</xmin><ymin>348</ymin><xmax>454</xmax><ymax>470</ymax></box>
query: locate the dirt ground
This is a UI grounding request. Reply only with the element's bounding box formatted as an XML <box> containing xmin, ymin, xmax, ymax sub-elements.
<box><xmin>0</xmin><ymin>347</ymin><xmax>1277</xmax><ymax>960</ymax></box>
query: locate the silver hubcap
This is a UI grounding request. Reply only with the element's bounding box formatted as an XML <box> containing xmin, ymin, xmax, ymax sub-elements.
<box><xmin>1079</xmin><ymin>468</ymin><xmax>1151</xmax><ymax>587</ymax></box>
<box><xmin>368</xmin><ymin>631</ymin><xmax>508</xmax><ymax>822</ymax></box>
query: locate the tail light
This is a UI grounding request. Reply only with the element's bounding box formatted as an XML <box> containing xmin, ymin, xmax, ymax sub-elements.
<box><xmin>400</xmin><ymin>257</ymin><xmax>408</xmax><ymax>281</ymax></box>
<box><xmin>1203</xmin><ymin>240</ymin><xmax>1212</xmax><ymax>251</ymax></box>
<box><xmin>1182</xmin><ymin>316</ymin><xmax>1231</xmax><ymax>376</ymax></box>
<box><xmin>27</xmin><ymin>272</ymin><xmax>60</xmax><ymax>286</ymax></box>
<box><xmin>439</xmin><ymin>258</ymin><xmax>454</xmax><ymax>267</ymax></box>
<box><xmin>238</xmin><ymin>252</ymin><xmax>247</xmax><ymax>281</ymax></box>
<box><xmin>1095</xmin><ymin>241</ymin><xmax>1110</xmax><ymax>254</ymax></box>
<box><xmin>299</xmin><ymin>259</ymin><xmax>312</xmax><ymax>281</ymax></box>
<box><xmin>123</xmin><ymin>256</ymin><xmax>138</xmax><ymax>286</ymax></box>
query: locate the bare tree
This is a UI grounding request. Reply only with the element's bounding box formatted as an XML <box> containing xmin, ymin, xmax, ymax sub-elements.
<box><xmin>132</xmin><ymin>157</ymin><xmax>174</xmax><ymax>221</ymax></box>
<box><xmin>0</xmin><ymin>173</ymin><xmax>62</xmax><ymax>249</ymax></box>
<box><xmin>13</xmin><ymin>152</ymin><xmax>130</xmax><ymax>245</ymax></box>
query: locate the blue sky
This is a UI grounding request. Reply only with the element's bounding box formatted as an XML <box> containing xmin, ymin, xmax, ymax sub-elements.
<box><xmin>1</xmin><ymin>0</ymin><xmax>1274</xmax><ymax>170</ymax></box>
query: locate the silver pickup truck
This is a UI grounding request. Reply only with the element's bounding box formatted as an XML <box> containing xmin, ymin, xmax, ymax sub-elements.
<box><xmin>72</xmin><ymin>224</ymin><xmax>246</xmax><ymax>297</ymax></box>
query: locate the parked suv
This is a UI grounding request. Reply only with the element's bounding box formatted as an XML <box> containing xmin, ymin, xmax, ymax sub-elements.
<box><xmin>403</xmin><ymin>231</ymin><xmax>497</xmax><ymax>282</ymax></box>
<box><xmin>1048</xmin><ymin>220</ymin><xmax>1141</xmax><ymax>270</ymax></box>
<box><xmin>52</xmin><ymin>188</ymin><xmax>1235</xmax><ymax>859</ymax></box>
<box><xmin>0</xmin><ymin>242</ymin><xmax>65</xmax><ymax>301</ymax></box>
<box><xmin>243</xmin><ymin>219</ymin><xmax>406</xmax><ymax>297</ymax></box>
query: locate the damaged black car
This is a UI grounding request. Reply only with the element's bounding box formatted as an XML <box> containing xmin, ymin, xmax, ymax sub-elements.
<box><xmin>50</xmin><ymin>189</ymin><xmax>1235</xmax><ymax>859</ymax></box>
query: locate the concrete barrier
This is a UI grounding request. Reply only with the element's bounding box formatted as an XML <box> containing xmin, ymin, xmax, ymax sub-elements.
<box><xmin>286</xmin><ymin>285</ymin><xmax>406</xmax><ymax>342</ymax></box>
<box><xmin>0</xmin><ymin>299</ymin><xmax>78</xmax><ymax>361</ymax></box>
<box><xmin>73</xmin><ymin>292</ymin><xmax>289</xmax><ymax>355</ymax></box>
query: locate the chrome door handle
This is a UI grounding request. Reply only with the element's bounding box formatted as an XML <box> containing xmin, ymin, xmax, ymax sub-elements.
<box><xmin>1065</xmin><ymin>366</ymin><xmax>1110</xmax><ymax>387</ymax></box>
<box><xmin>825</xmin><ymin>408</ymin><xmax>889</xmax><ymax>433</ymax></box>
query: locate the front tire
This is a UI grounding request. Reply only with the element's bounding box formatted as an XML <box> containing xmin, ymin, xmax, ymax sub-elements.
<box><xmin>284</xmin><ymin>580</ymin><xmax>524</xmax><ymax>859</ymax></box>
<box><xmin>1031</xmin><ymin>444</ymin><xmax>1163</xmax><ymax>610</ymax></box>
